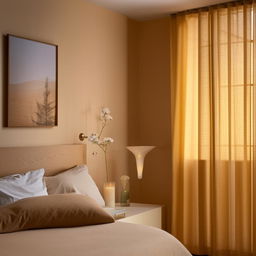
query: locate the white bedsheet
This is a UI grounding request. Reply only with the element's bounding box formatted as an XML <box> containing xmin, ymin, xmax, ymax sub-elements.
<box><xmin>0</xmin><ymin>222</ymin><xmax>191</xmax><ymax>256</ymax></box>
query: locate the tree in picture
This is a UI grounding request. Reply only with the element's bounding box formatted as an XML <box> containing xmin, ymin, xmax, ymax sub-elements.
<box><xmin>32</xmin><ymin>78</ymin><xmax>56</xmax><ymax>126</ymax></box>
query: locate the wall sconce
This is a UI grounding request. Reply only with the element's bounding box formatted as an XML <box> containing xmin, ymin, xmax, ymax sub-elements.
<box><xmin>126</xmin><ymin>146</ymin><xmax>155</xmax><ymax>179</ymax></box>
<box><xmin>79</xmin><ymin>133</ymin><xmax>88</xmax><ymax>141</ymax></box>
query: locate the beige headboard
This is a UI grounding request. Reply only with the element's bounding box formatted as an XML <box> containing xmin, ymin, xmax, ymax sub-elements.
<box><xmin>0</xmin><ymin>144</ymin><xmax>86</xmax><ymax>177</ymax></box>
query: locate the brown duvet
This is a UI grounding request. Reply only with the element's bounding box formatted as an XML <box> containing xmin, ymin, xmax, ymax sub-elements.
<box><xmin>0</xmin><ymin>222</ymin><xmax>191</xmax><ymax>256</ymax></box>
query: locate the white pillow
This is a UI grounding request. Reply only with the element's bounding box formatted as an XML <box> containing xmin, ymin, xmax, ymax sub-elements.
<box><xmin>44</xmin><ymin>165</ymin><xmax>105</xmax><ymax>207</ymax></box>
<box><xmin>0</xmin><ymin>168</ymin><xmax>48</xmax><ymax>206</ymax></box>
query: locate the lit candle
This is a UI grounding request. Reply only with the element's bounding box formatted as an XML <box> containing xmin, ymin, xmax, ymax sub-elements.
<box><xmin>103</xmin><ymin>182</ymin><xmax>115</xmax><ymax>208</ymax></box>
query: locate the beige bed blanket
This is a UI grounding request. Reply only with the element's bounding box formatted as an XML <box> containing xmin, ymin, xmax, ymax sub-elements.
<box><xmin>0</xmin><ymin>222</ymin><xmax>191</xmax><ymax>256</ymax></box>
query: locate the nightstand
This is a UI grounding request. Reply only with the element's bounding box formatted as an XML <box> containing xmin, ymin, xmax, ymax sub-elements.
<box><xmin>116</xmin><ymin>203</ymin><xmax>162</xmax><ymax>229</ymax></box>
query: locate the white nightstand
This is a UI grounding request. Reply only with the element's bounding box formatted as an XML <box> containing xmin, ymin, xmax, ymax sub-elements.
<box><xmin>116</xmin><ymin>203</ymin><xmax>162</xmax><ymax>229</ymax></box>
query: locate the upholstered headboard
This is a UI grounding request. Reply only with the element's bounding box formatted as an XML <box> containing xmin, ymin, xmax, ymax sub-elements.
<box><xmin>0</xmin><ymin>144</ymin><xmax>86</xmax><ymax>177</ymax></box>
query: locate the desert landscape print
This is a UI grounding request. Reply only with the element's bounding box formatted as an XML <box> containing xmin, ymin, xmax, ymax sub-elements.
<box><xmin>8</xmin><ymin>35</ymin><xmax>57</xmax><ymax>127</ymax></box>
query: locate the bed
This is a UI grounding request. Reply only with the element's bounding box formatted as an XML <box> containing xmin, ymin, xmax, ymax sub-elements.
<box><xmin>0</xmin><ymin>144</ymin><xmax>191</xmax><ymax>256</ymax></box>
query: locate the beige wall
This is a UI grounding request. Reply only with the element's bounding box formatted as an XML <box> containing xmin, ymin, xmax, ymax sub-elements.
<box><xmin>0</xmin><ymin>0</ymin><xmax>172</xmax><ymax>228</ymax></box>
<box><xmin>128</xmin><ymin>17</ymin><xmax>171</xmax><ymax>231</ymax></box>
<box><xmin>0</xmin><ymin>0</ymin><xmax>128</xmax><ymax>192</ymax></box>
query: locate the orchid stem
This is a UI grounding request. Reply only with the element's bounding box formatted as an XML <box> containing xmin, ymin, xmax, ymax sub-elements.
<box><xmin>98</xmin><ymin>120</ymin><xmax>106</xmax><ymax>138</ymax></box>
<box><xmin>104</xmin><ymin>151</ymin><xmax>109</xmax><ymax>182</ymax></box>
<box><xmin>89</xmin><ymin>109</ymin><xmax>112</xmax><ymax>183</ymax></box>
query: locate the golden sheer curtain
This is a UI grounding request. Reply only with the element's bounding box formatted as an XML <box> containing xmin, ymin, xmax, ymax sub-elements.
<box><xmin>170</xmin><ymin>1</ymin><xmax>256</xmax><ymax>255</ymax></box>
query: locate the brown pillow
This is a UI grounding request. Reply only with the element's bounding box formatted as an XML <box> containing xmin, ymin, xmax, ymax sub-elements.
<box><xmin>0</xmin><ymin>194</ymin><xmax>114</xmax><ymax>233</ymax></box>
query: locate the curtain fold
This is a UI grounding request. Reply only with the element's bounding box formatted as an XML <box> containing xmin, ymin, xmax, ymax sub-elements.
<box><xmin>171</xmin><ymin>1</ymin><xmax>256</xmax><ymax>255</ymax></box>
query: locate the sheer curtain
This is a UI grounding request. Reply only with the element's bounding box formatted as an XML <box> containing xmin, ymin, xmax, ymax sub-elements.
<box><xmin>170</xmin><ymin>1</ymin><xmax>256</xmax><ymax>255</ymax></box>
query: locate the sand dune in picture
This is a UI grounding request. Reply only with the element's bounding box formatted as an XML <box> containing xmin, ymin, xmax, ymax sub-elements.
<box><xmin>8</xmin><ymin>80</ymin><xmax>56</xmax><ymax>127</ymax></box>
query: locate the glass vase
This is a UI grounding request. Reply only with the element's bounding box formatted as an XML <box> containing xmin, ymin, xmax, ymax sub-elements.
<box><xmin>120</xmin><ymin>175</ymin><xmax>130</xmax><ymax>206</ymax></box>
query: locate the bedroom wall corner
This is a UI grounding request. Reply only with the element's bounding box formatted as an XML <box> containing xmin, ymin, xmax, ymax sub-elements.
<box><xmin>128</xmin><ymin>17</ymin><xmax>172</xmax><ymax>232</ymax></box>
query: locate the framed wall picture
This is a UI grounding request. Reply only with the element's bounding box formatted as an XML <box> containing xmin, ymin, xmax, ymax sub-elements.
<box><xmin>7</xmin><ymin>34</ymin><xmax>58</xmax><ymax>127</ymax></box>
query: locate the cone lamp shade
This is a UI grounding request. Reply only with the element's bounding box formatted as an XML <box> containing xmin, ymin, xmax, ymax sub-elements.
<box><xmin>127</xmin><ymin>146</ymin><xmax>155</xmax><ymax>179</ymax></box>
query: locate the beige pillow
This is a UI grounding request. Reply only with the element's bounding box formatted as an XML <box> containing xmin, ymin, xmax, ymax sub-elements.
<box><xmin>44</xmin><ymin>165</ymin><xmax>105</xmax><ymax>206</ymax></box>
<box><xmin>0</xmin><ymin>194</ymin><xmax>114</xmax><ymax>233</ymax></box>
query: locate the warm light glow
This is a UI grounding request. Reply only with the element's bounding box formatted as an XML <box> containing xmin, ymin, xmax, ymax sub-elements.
<box><xmin>127</xmin><ymin>146</ymin><xmax>155</xmax><ymax>179</ymax></box>
<box><xmin>182</xmin><ymin>8</ymin><xmax>255</xmax><ymax>161</ymax></box>
<box><xmin>103</xmin><ymin>182</ymin><xmax>115</xmax><ymax>208</ymax></box>
<box><xmin>171</xmin><ymin>5</ymin><xmax>255</xmax><ymax>254</ymax></box>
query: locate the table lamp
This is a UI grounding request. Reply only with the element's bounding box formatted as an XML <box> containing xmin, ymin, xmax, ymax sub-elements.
<box><xmin>126</xmin><ymin>146</ymin><xmax>155</xmax><ymax>179</ymax></box>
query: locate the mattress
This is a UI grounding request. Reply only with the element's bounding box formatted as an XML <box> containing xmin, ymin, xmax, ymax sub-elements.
<box><xmin>0</xmin><ymin>222</ymin><xmax>191</xmax><ymax>256</ymax></box>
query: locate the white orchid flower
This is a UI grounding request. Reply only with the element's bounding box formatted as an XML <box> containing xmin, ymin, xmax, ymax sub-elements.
<box><xmin>88</xmin><ymin>133</ymin><xmax>99</xmax><ymax>144</ymax></box>
<box><xmin>101</xmin><ymin>107</ymin><xmax>113</xmax><ymax>121</ymax></box>
<box><xmin>102</xmin><ymin>107</ymin><xmax>111</xmax><ymax>114</ymax></box>
<box><xmin>98</xmin><ymin>137</ymin><xmax>114</xmax><ymax>145</ymax></box>
<box><xmin>105</xmin><ymin>114</ymin><xmax>113</xmax><ymax>120</ymax></box>
<box><xmin>103</xmin><ymin>137</ymin><xmax>114</xmax><ymax>143</ymax></box>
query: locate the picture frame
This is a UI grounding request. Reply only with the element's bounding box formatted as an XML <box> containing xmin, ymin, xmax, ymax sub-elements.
<box><xmin>7</xmin><ymin>34</ymin><xmax>58</xmax><ymax>127</ymax></box>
